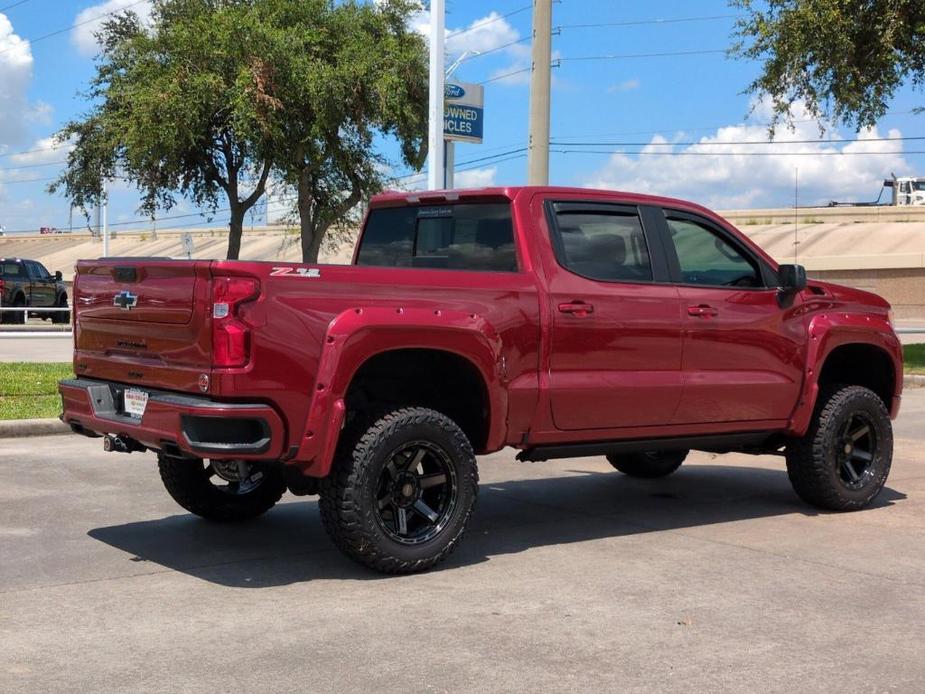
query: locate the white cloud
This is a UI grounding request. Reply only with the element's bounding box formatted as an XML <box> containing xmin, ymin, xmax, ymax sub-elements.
<box><xmin>71</xmin><ymin>0</ymin><xmax>153</xmax><ymax>57</ymax></box>
<box><xmin>608</xmin><ymin>79</ymin><xmax>640</xmax><ymax>93</ymax></box>
<box><xmin>0</xmin><ymin>13</ymin><xmax>35</xmax><ymax>148</ymax></box>
<box><xmin>583</xmin><ymin>99</ymin><xmax>912</xmax><ymax>209</ymax></box>
<box><xmin>454</xmin><ymin>166</ymin><xmax>497</xmax><ymax>188</ymax></box>
<box><xmin>8</xmin><ymin>137</ymin><xmax>72</xmax><ymax>166</ymax></box>
<box><xmin>412</xmin><ymin>8</ymin><xmax>530</xmax><ymax>86</ymax></box>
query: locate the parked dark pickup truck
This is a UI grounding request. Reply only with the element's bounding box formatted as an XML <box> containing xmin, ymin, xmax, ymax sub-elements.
<box><xmin>1</xmin><ymin>257</ymin><xmax>69</xmax><ymax>324</ymax></box>
<box><xmin>59</xmin><ymin>187</ymin><xmax>902</xmax><ymax>573</ymax></box>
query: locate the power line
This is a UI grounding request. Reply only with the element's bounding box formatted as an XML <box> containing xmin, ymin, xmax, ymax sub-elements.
<box><xmin>551</xmin><ymin>135</ymin><xmax>925</xmax><ymax>147</ymax></box>
<box><xmin>0</xmin><ymin>144</ymin><xmax>69</xmax><ymax>160</ymax></box>
<box><xmin>0</xmin><ymin>0</ymin><xmax>33</xmax><ymax>13</ymax></box>
<box><xmin>0</xmin><ymin>175</ymin><xmax>58</xmax><ymax>185</ymax></box>
<box><xmin>558</xmin><ymin>14</ymin><xmax>738</xmax><ymax>30</ymax></box>
<box><xmin>550</xmin><ymin>110</ymin><xmax>923</xmax><ymax>140</ymax></box>
<box><xmin>0</xmin><ymin>0</ymin><xmax>148</xmax><ymax>57</ymax></box>
<box><xmin>551</xmin><ymin>149</ymin><xmax>925</xmax><ymax>157</ymax></box>
<box><xmin>478</xmin><ymin>66</ymin><xmax>533</xmax><ymax>85</ymax></box>
<box><xmin>445</xmin><ymin>4</ymin><xmax>532</xmax><ymax>40</ymax></box>
<box><xmin>0</xmin><ymin>160</ymin><xmax>67</xmax><ymax>171</ymax></box>
<box><xmin>560</xmin><ymin>49</ymin><xmax>727</xmax><ymax>62</ymax></box>
<box><xmin>459</xmin><ymin>36</ymin><xmax>530</xmax><ymax>62</ymax></box>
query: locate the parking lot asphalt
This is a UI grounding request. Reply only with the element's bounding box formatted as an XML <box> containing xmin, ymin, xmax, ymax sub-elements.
<box><xmin>1</xmin><ymin>390</ymin><xmax>924</xmax><ymax>693</ymax></box>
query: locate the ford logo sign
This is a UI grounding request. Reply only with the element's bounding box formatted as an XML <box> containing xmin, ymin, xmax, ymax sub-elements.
<box><xmin>445</xmin><ymin>84</ymin><xmax>465</xmax><ymax>99</ymax></box>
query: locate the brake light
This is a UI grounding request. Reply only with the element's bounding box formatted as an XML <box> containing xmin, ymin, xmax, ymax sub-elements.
<box><xmin>212</xmin><ymin>277</ymin><xmax>259</xmax><ymax>368</ymax></box>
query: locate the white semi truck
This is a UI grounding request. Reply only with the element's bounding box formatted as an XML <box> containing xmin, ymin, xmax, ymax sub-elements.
<box><xmin>884</xmin><ymin>175</ymin><xmax>925</xmax><ymax>206</ymax></box>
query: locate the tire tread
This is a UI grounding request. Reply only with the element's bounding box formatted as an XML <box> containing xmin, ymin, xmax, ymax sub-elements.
<box><xmin>786</xmin><ymin>385</ymin><xmax>892</xmax><ymax>511</ymax></box>
<box><xmin>318</xmin><ymin>407</ymin><xmax>478</xmax><ymax>574</ymax></box>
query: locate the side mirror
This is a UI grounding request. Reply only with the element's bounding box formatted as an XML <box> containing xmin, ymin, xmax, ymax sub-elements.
<box><xmin>54</xmin><ymin>270</ymin><xmax>63</xmax><ymax>281</ymax></box>
<box><xmin>778</xmin><ymin>264</ymin><xmax>807</xmax><ymax>292</ymax></box>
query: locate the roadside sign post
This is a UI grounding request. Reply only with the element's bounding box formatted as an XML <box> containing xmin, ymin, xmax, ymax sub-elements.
<box><xmin>443</xmin><ymin>81</ymin><xmax>484</xmax><ymax>189</ymax></box>
<box><xmin>181</xmin><ymin>232</ymin><xmax>194</xmax><ymax>260</ymax></box>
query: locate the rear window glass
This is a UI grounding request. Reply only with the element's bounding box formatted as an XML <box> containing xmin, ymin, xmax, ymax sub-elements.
<box><xmin>356</xmin><ymin>203</ymin><xmax>517</xmax><ymax>272</ymax></box>
<box><xmin>0</xmin><ymin>263</ymin><xmax>22</xmax><ymax>277</ymax></box>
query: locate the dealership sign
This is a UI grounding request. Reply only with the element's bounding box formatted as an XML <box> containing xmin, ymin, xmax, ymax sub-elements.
<box><xmin>444</xmin><ymin>82</ymin><xmax>484</xmax><ymax>144</ymax></box>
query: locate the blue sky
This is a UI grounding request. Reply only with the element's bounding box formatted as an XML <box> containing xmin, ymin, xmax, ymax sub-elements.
<box><xmin>0</xmin><ymin>0</ymin><xmax>923</xmax><ymax>234</ymax></box>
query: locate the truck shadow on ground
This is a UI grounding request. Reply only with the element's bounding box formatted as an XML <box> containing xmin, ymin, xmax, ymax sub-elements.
<box><xmin>87</xmin><ymin>463</ymin><xmax>905</xmax><ymax>587</ymax></box>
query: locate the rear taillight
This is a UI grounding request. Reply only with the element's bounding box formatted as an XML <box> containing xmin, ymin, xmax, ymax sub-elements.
<box><xmin>212</xmin><ymin>276</ymin><xmax>259</xmax><ymax>368</ymax></box>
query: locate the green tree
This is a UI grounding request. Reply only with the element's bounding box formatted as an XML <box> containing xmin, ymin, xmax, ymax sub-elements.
<box><xmin>52</xmin><ymin>1</ymin><xmax>279</xmax><ymax>260</ymax></box>
<box><xmin>254</xmin><ymin>0</ymin><xmax>427</xmax><ymax>262</ymax></box>
<box><xmin>732</xmin><ymin>0</ymin><xmax>925</xmax><ymax>130</ymax></box>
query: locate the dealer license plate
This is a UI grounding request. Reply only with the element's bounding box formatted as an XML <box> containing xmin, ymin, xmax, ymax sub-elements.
<box><xmin>123</xmin><ymin>389</ymin><xmax>149</xmax><ymax>418</ymax></box>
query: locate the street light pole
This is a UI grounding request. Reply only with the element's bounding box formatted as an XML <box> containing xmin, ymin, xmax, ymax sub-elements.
<box><xmin>427</xmin><ymin>0</ymin><xmax>446</xmax><ymax>190</ymax></box>
<box><xmin>527</xmin><ymin>0</ymin><xmax>552</xmax><ymax>186</ymax></box>
<box><xmin>102</xmin><ymin>178</ymin><xmax>109</xmax><ymax>257</ymax></box>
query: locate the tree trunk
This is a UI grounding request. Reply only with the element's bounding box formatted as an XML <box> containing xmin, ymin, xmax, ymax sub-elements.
<box><xmin>298</xmin><ymin>172</ymin><xmax>325</xmax><ymax>263</ymax></box>
<box><xmin>227</xmin><ymin>205</ymin><xmax>245</xmax><ymax>260</ymax></box>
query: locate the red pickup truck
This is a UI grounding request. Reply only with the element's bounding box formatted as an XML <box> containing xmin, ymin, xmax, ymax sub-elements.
<box><xmin>59</xmin><ymin>186</ymin><xmax>903</xmax><ymax>573</ymax></box>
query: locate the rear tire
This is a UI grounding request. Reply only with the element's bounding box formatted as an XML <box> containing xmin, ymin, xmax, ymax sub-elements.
<box><xmin>786</xmin><ymin>385</ymin><xmax>892</xmax><ymax>511</ymax></box>
<box><xmin>157</xmin><ymin>454</ymin><xmax>286</xmax><ymax>521</ymax></box>
<box><xmin>52</xmin><ymin>294</ymin><xmax>69</xmax><ymax>324</ymax></box>
<box><xmin>606</xmin><ymin>450</ymin><xmax>688</xmax><ymax>478</ymax></box>
<box><xmin>10</xmin><ymin>294</ymin><xmax>25</xmax><ymax>325</ymax></box>
<box><xmin>319</xmin><ymin>407</ymin><xmax>479</xmax><ymax>574</ymax></box>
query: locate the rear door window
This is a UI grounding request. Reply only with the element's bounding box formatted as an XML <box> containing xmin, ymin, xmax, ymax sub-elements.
<box><xmin>25</xmin><ymin>262</ymin><xmax>45</xmax><ymax>280</ymax></box>
<box><xmin>549</xmin><ymin>208</ymin><xmax>654</xmax><ymax>283</ymax></box>
<box><xmin>357</xmin><ymin>203</ymin><xmax>517</xmax><ymax>272</ymax></box>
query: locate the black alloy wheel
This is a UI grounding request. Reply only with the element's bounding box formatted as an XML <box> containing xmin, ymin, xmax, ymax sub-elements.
<box><xmin>158</xmin><ymin>454</ymin><xmax>286</xmax><ymax>521</ymax></box>
<box><xmin>834</xmin><ymin>412</ymin><xmax>878</xmax><ymax>491</ymax></box>
<box><xmin>374</xmin><ymin>441</ymin><xmax>458</xmax><ymax>545</ymax></box>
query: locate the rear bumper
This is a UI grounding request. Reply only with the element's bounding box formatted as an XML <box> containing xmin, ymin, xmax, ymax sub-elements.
<box><xmin>59</xmin><ymin>378</ymin><xmax>286</xmax><ymax>460</ymax></box>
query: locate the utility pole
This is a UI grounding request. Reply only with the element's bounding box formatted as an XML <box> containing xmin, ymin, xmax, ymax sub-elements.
<box><xmin>427</xmin><ymin>0</ymin><xmax>446</xmax><ymax>190</ymax></box>
<box><xmin>527</xmin><ymin>0</ymin><xmax>552</xmax><ymax>185</ymax></box>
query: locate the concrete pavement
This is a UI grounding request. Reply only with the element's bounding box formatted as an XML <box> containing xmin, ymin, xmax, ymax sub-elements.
<box><xmin>0</xmin><ymin>332</ymin><xmax>72</xmax><ymax>362</ymax></box>
<box><xmin>1</xmin><ymin>390</ymin><xmax>924</xmax><ymax>692</ymax></box>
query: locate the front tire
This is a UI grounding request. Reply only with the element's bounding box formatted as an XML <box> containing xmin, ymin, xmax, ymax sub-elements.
<box><xmin>606</xmin><ymin>450</ymin><xmax>688</xmax><ymax>478</ymax></box>
<box><xmin>319</xmin><ymin>407</ymin><xmax>479</xmax><ymax>574</ymax></box>
<box><xmin>786</xmin><ymin>385</ymin><xmax>893</xmax><ymax>511</ymax></box>
<box><xmin>157</xmin><ymin>455</ymin><xmax>286</xmax><ymax>521</ymax></box>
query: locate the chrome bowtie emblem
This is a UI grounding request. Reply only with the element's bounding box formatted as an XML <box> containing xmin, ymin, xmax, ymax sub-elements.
<box><xmin>113</xmin><ymin>291</ymin><xmax>138</xmax><ymax>310</ymax></box>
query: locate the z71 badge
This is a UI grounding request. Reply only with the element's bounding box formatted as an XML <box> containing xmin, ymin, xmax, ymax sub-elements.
<box><xmin>270</xmin><ymin>267</ymin><xmax>321</xmax><ymax>278</ymax></box>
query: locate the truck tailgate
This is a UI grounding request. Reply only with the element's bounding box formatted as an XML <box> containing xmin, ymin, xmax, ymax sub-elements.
<box><xmin>73</xmin><ymin>259</ymin><xmax>213</xmax><ymax>393</ymax></box>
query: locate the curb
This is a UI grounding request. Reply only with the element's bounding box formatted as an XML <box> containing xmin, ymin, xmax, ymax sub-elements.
<box><xmin>0</xmin><ymin>418</ymin><xmax>70</xmax><ymax>439</ymax></box>
<box><xmin>905</xmin><ymin>374</ymin><xmax>925</xmax><ymax>388</ymax></box>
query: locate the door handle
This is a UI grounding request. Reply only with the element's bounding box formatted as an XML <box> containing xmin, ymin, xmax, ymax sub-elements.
<box><xmin>558</xmin><ymin>301</ymin><xmax>594</xmax><ymax>317</ymax></box>
<box><xmin>687</xmin><ymin>304</ymin><xmax>719</xmax><ymax>318</ymax></box>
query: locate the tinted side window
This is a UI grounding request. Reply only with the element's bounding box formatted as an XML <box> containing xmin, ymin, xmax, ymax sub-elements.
<box><xmin>356</xmin><ymin>203</ymin><xmax>516</xmax><ymax>272</ymax></box>
<box><xmin>0</xmin><ymin>262</ymin><xmax>23</xmax><ymax>278</ymax></box>
<box><xmin>33</xmin><ymin>262</ymin><xmax>51</xmax><ymax>279</ymax></box>
<box><xmin>666</xmin><ymin>217</ymin><xmax>762</xmax><ymax>288</ymax></box>
<box><xmin>551</xmin><ymin>210</ymin><xmax>653</xmax><ymax>282</ymax></box>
